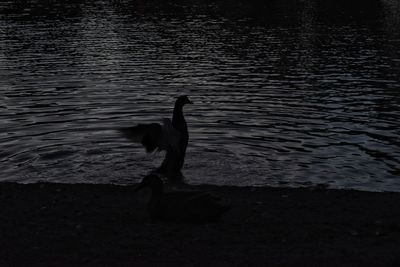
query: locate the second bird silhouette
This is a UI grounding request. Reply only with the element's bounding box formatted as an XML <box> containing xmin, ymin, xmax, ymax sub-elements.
<box><xmin>119</xmin><ymin>95</ymin><xmax>193</xmax><ymax>182</ymax></box>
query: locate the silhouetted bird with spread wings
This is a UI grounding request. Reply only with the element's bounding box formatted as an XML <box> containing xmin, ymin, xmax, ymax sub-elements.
<box><xmin>119</xmin><ymin>96</ymin><xmax>193</xmax><ymax>182</ymax></box>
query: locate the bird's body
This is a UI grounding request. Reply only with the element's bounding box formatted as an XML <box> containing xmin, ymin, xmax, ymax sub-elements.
<box><xmin>119</xmin><ymin>96</ymin><xmax>192</xmax><ymax>182</ymax></box>
<box><xmin>157</xmin><ymin>97</ymin><xmax>191</xmax><ymax>180</ymax></box>
<box><xmin>135</xmin><ymin>174</ymin><xmax>231</xmax><ymax>223</ymax></box>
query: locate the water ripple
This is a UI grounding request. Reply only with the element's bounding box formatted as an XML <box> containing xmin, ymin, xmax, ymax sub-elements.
<box><xmin>1</xmin><ymin>0</ymin><xmax>400</xmax><ymax>191</ymax></box>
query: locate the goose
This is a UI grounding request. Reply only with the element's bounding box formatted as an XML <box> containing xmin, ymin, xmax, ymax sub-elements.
<box><xmin>119</xmin><ymin>96</ymin><xmax>192</xmax><ymax>182</ymax></box>
<box><xmin>135</xmin><ymin>174</ymin><xmax>231</xmax><ymax>223</ymax></box>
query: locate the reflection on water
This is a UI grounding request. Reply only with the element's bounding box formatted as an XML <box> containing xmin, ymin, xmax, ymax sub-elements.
<box><xmin>1</xmin><ymin>0</ymin><xmax>400</xmax><ymax>191</ymax></box>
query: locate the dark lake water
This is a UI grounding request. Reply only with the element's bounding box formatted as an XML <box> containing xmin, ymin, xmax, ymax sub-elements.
<box><xmin>1</xmin><ymin>0</ymin><xmax>400</xmax><ymax>191</ymax></box>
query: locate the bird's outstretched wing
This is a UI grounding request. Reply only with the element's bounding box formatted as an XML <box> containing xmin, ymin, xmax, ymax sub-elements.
<box><xmin>118</xmin><ymin>119</ymin><xmax>180</xmax><ymax>153</ymax></box>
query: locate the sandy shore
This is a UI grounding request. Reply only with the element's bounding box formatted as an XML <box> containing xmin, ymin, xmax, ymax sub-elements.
<box><xmin>1</xmin><ymin>182</ymin><xmax>400</xmax><ymax>266</ymax></box>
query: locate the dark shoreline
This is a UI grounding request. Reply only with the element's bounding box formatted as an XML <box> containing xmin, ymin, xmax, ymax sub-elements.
<box><xmin>1</xmin><ymin>182</ymin><xmax>400</xmax><ymax>266</ymax></box>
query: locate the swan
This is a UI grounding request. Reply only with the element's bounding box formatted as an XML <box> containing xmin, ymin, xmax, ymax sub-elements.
<box><xmin>119</xmin><ymin>96</ymin><xmax>192</xmax><ymax>181</ymax></box>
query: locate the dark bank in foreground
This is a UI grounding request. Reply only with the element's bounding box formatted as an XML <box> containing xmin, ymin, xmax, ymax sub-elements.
<box><xmin>1</xmin><ymin>182</ymin><xmax>400</xmax><ymax>266</ymax></box>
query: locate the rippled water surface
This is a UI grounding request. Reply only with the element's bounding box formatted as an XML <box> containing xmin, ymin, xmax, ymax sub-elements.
<box><xmin>1</xmin><ymin>0</ymin><xmax>400</xmax><ymax>191</ymax></box>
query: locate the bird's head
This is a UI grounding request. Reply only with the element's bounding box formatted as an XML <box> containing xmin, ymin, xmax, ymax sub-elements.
<box><xmin>176</xmin><ymin>95</ymin><xmax>193</xmax><ymax>106</ymax></box>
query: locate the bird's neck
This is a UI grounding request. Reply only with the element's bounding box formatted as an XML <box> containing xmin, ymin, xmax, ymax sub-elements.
<box><xmin>172</xmin><ymin>103</ymin><xmax>185</xmax><ymax>126</ymax></box>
